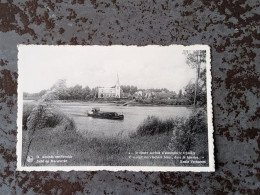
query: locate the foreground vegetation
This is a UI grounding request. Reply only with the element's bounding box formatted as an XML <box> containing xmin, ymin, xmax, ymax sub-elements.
<box><xmin>22</xmin><ymin>102</ymin><xmax>208</xmax><ymax>167</ymax></box>
<box><xmin>22</xmin><ymin>126</ymin><xmax>173</xmax><ymax>166</ymax></box>
<box><xmin>133</xmin><ymin>108</ymin><xmax>208</xmax><ymax>165</ymax></box>
<box><xmin>22</xmin><ymin>102</ymin><xmax>172</xmax><ymax>166</ymax></box>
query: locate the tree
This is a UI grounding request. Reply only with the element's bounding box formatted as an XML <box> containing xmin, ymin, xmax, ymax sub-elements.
<box><xmin>121</xmin><ymin>85</ymin><xmax>138</xmax><ymax>95</ymax></box>
<box><xmin>41</xmin><ymin>79</ymin><xmax>68</xmax><ymax>102</ymax></box>
<box><xmin>91</xmin><ymin>87</ymin><xmax>99</xmax><ymax>99</ymax></box>
<box><xmin>184</xmin><ymin>80</ymin><xmax>206</xmax><ymax>106</ymax></box>
<box><xmin>68</xmin><ymin>85</ymin><xmax>83</xmax><ymax>100</ymax></box>
<box><xmin>183</xmin><ymin>50</ymin><xmax>206</xmax><ymax>107</ymax></box>
<box><xmin>178</xmin><ymin>89</ymin><xmax>183</xmax><ymax>98</ymax></box>
<box><xmin>82</xmin><ymin>86</ymin><xmax>91</xmax><ymax>100</ymax></box>
<box><xmin>129</xmin><ymin>86</ymin><xmax>138</xmax><ymax>95</ymax></box>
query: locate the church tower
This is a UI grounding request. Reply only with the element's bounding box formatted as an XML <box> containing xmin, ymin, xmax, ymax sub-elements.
<box><xmin>115</xmin><ymin>73</ymin><xmax>121</xmax><ymax>98</ymax></box>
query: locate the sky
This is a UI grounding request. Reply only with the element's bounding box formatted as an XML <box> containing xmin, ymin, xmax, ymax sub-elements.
<box><xmin>18</xmin><ymin>45</ymin><xmax>199</xmax><ymax>93</ymax></box>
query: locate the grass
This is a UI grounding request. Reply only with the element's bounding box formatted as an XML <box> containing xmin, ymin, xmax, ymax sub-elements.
<box><xmin>22</xmin><ymin>126</ymin><xmax>173</xmax><ymax>166</ymax></box>
<box><xmin>132</xmin><ymin>116</ymin><xmax>182</xmax><ymax>137</ymax></box>
<box><xmin>22</xmin><ymin>103</ymin><xmax>208</xmax><ymax>167</ymax></box>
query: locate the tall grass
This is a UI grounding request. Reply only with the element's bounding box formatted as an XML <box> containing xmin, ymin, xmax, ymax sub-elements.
<box><xmin>22</xmin><ymin>102</ymin><xmax>76</xmax><ymax>165</ymax></box>
<box><xmin>133</xmin><ymin>116</ymin><xmax>180</xmax><ymax>136</ymax></box>
<box><xmin>22</xmin><ymin>126</ymin><xmax>173</xmax><ymax>166</ymax></box>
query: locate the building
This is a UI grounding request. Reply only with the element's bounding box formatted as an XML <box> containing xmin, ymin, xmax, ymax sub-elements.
<box><xmin>98</xmin><ymin>75</ymin><xmax>121</xmax><ymax>98</ymax></box>
<box><xmin>134</xmin><ymin>90</ymin><xmax>143</xmax><ymax>98</ymax></box>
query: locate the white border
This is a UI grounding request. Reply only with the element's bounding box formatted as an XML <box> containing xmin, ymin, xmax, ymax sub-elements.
<box><xmin>17</xmin><ymin>45</ymin><xmax>214</xmax><ymax>172</ymax></box>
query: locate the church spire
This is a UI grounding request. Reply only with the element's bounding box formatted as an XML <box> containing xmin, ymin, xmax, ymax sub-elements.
<box><xmin>115</xmin><ymin>73</ymin><xmax>120</xmax><ymax>98</ymax></box>
<box><xmin>116</xmin><ymin>73</ymin><xmax>120</xmax><ymax>86</ymax></box>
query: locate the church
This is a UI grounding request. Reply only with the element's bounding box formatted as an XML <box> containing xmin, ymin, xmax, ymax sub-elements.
<box><xmin>98</xmin><ymin>75</ymin><xmax>121</xmax><ymax>98</ymax></box>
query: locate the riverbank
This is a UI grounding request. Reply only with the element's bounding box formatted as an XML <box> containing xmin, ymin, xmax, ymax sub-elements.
<box><xmin>52</xmin><ymin>100</ymin><xmax>194</xmax><ymax>107</ymax></box>
<box><xmin>24</xmin><ymin>99</ymin><xmax>193</xmax><ymax>107</ymax></box>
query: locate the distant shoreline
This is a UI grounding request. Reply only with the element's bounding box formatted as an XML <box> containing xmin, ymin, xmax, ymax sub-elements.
<box><xmin>24</xmin><ymin>99</ymin><xmax>194</xmax><ymax>107</ymax></box>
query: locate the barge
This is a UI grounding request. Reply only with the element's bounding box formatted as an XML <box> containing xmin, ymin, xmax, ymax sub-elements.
<box><xmin>87</xmin><ymin>108</ymin><xmax>124</xmax><ymax>120</ymax></box>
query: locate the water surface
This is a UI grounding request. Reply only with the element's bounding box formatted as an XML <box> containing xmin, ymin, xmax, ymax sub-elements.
<box><xmin>55</xmin><ymin>102</ymin><xmax>192</xmax><ymax>137</ymax></box>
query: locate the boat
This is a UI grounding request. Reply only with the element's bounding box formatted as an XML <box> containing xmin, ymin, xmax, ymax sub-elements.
<box><xmin>87</xmin><ymin>107</ymin><xmax>124</xmax><ymax>120</ymax></box>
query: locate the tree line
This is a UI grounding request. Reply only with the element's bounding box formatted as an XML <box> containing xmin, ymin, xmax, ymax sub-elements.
<box><xmin>24</xmin><ymin>75</ymin><xmax>206</xmax><ymax>106</ymax></box>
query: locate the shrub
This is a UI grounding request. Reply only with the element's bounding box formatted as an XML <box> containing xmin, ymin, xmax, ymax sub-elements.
<box><xmin>168</xmin><ymin>108</ymin><xmax>208</xmax><ymax>153</ymax></box>
<box><xmin>187</xmin><ymin>108</ymin><xmax>207</xmax><ymax>134</ymax></box>
<box><xmin>133</xmin><ymin>109</ymin><xmax>207</xmax><ymax>154</ymax></box>
<box><xmin>134</xmin><ymin>116</ymin><xmax>177</xmax><ymax>136</ymax></box>
<box><xmin>26</xmin><ymin>103</ymin><xmax>75</xmax><ymax>132</ymax></box>
<box><xmin>169</xmin><ymin>122</ymin><xmax>194</xmax><ymax>152</ymax></box>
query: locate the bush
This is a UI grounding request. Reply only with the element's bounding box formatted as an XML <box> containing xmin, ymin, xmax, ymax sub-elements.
<box><xmin>134</xmin><ymin>116</ymin><xmax>178</xmax><ymax>136</ymax></box>
<box><xmin>168</xmin><ymin>108</ymin><xmax>208</xmax><ymax>153</ymax></box>
<box><xmin>187</xmin><ymin>108</ymin><xmax>207</xmax><ymax>134</ymax></box>
<box><xmin>132</xmin><ymin>109</ymin><xmax>208</xmax><ymax>154</ymax></box>
<box><xmin>26</xmin><ymin>103</ymin><xmax>75</xmax><ymax>131</ymax></box>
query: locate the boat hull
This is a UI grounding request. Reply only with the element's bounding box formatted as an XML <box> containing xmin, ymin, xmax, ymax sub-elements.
<box><xmin>87</xmin><ymin>112</ymin><xmax>124</xmax><ymax>120</ymax></box>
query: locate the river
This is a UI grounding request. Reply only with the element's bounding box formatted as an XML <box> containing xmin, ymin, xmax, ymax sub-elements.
<box><xmin>24</xmin><ymin>100</ymin><xmax>192</xmax><ymax>137</ymax></box>
<box><xmin>53</xmin><ymin>102</ymin><xmax>192</xmax><ymax>137</ymax></box>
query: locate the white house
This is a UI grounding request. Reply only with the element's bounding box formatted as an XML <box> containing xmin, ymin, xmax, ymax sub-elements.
<box><xmin>98</xmin><ymin>75</ymin><xmax>121</xmax><ymax>98</ymax></box>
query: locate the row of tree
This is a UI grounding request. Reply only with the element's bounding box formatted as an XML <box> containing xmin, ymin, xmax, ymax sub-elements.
<box><xmin>24</xmin><ymin>76</ymin><xmax>206</xmax><ymax>106</ymax></box>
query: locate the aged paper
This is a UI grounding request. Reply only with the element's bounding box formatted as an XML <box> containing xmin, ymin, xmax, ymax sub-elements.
<box><xmin>17</xmin><ymin>45</ymin><xmax>214</xmax><ymax>172</ymax></box>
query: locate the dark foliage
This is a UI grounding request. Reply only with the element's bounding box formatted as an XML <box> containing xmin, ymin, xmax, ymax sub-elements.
<box><xmin>169</xmin><ymin>108</ymin><xmax>208</xmax><ymax>154</ymax></box>
<box><xmin>24</xmin><ymin>104</ymin><xmax>75</xmax><ymax>132</ymax></box>
<box><xmin>134</xmin><ymin>116</ymin><xmax>177</xmax><ymax>136</ymax></box>
<box><xmin>134</xmin><ymin>109</ymin><xmax>208</xmax><ymax>156</ymax></box>
<box><xmin>184</xmin><ymin>68</ymin><xmax>207</xmax><ymax>106</ymax></box>
<box><xmin>22</xmin><ymin>104</ymin><xmax>35</xmax><ymax>130</ymax></box>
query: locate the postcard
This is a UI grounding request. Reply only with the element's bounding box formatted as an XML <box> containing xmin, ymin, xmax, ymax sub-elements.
<box><xmin>17</xmin><ymin>45</ymin><xmax>214</xmax><ymax>171</ymax></box>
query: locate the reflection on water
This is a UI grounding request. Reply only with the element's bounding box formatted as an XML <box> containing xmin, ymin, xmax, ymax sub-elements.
<box><xmin>55</xmin><ymin>102</ymin><xmax>192</xmax><ymax>137</ymax></box>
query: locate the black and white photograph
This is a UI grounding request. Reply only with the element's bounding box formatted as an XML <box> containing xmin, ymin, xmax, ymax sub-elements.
<box><xmin>17</xmin><ymin>45</ymin><xmax>214</xmax><ymax>171</ymax></box>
